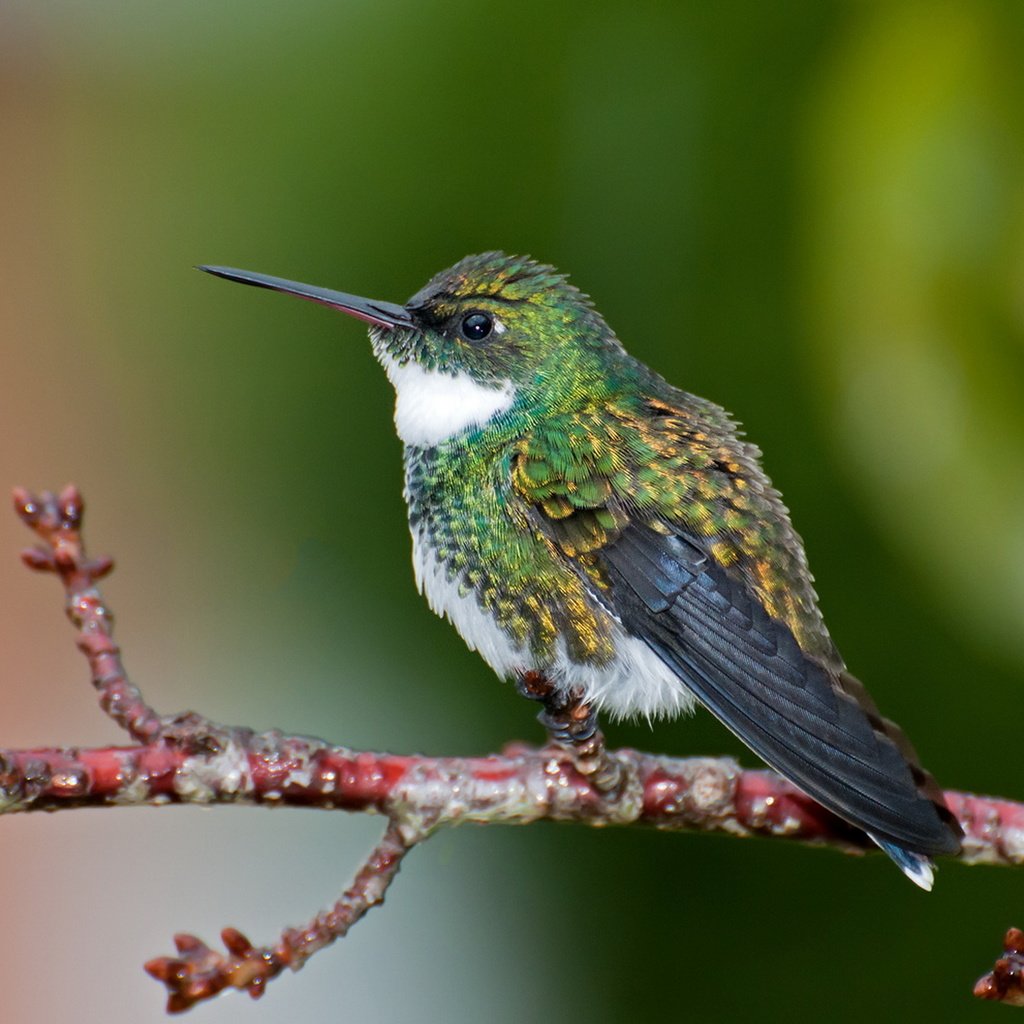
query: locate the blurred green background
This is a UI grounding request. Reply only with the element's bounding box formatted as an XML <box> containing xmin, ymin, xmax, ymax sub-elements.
<box><xmin>1</xmin><ymin>2</ymin><xmax>1022</xmax><ymax>1022</ymax></box>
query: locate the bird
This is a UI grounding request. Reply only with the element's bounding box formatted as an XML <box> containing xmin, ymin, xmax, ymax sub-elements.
<box><xmin>199</xmin><ymin>252</ymin><xmax>962</xmax><ymax>888</ymax></box>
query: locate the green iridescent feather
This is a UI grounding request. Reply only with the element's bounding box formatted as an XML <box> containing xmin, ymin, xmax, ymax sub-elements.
<box><xmin>401</xmin><ymin>255</ymin><xmax>837</xmax><ymax>673</ymax></box>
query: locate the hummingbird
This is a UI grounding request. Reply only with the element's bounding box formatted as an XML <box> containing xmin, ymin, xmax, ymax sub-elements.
<box><xmin>199</xmin><ymin>253</ymin><xmax>962</xmax><ymax>888</ymax></box>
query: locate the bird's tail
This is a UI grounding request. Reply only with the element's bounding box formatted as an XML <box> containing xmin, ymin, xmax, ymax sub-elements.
<box><xmin>871</xmin><ymin>836</ymin><xmax>935</xmax><ymax>891</ymax></box>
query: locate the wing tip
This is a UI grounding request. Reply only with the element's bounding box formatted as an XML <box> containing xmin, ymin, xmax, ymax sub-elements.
<box><xmin>872</xmin><ymin>836</ymin><xmax>935</xmax><ymax>891</ymax></box>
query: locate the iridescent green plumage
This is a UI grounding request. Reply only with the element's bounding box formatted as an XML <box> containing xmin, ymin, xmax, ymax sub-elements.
<box><xmin>201</xmin><ymin>252</ymin><xmax>962</xmax><ymax>886</ymax></box>
<box><xmin>401</xmin><ymin>253</ymin><xmax>833</xmax><ymax>671</ymax></box>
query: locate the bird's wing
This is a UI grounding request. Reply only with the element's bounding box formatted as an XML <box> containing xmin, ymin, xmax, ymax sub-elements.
<box><xmin>510</xmin><ymin>401</ymin><xmax>961</xmax><ymax>856</ymax></box>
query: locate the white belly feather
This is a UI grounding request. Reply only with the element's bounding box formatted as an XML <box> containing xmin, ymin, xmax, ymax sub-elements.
<box><xmin>411</xmin><ymin>530</ymin><xmax>697</xmax><ymax>722</ymax></box>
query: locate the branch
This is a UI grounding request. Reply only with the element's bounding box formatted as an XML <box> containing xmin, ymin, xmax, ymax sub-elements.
<box><xmin>2</xmin><ymin>487</ymin><xmax>1019</xmax><ymax>1011</ymax></box>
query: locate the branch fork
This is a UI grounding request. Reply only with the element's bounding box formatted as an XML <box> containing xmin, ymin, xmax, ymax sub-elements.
<box><xmin>2</xmin><ymin>486</ymin><xmax>1022</xmax><ymax>1010</ymax></box>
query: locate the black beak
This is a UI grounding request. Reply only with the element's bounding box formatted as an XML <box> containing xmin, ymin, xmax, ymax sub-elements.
<box><xmin>197</xmin><ymin>265</ymin><xmax>414</xmax><ymax>330</ymax></box>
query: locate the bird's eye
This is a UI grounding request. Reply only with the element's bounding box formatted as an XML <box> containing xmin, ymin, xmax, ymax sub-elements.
<box><xmin>459</xmin><ymin>312</ymin><xmax>493</xmax><ymax>342</ymax></box>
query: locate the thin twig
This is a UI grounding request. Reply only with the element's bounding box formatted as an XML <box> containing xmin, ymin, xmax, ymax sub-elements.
<box><xmin>144</xmin><ymin>822</ymin><xmax>413</xmax><ymax>1012</ymax></box>
<box><xmin>975</xmin><ymin>928</ymin><xmax>1024</xmax><ymax>1006</ymax></box>
<box><xmin>14</xmin><ymin>486</ymin><xmax>163</xmax><ymax>743</ymax></box>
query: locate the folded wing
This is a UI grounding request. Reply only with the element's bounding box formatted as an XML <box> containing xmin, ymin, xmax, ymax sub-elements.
<box><xmin>599</xmin><ymin>522</ymin><xmax>961</xmax><ymax>855</ymax></box>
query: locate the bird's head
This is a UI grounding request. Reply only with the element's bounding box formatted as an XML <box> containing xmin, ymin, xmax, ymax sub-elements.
<box><xmin>200</xmin><ymin>253</ymin><xmax>621</xmax><ymax>446</ymax></box>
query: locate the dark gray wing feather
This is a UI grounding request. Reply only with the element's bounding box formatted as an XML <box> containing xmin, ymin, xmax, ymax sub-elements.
<box><xmin>600</xmin><ymin>524</ymin><xmax>961</xmax><ymax>856</ymax></box>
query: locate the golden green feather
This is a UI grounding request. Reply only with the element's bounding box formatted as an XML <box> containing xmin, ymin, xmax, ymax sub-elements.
<box><xmin>407</xmin><ymin>380</ymin><xmax>838</xmax><ymax>674</ymax></box>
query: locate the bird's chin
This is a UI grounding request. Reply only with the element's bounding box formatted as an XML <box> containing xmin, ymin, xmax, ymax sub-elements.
<box><xmin>369</xmin><ymin>325</ymin><xmax>420</xmax><ymax>368</ymax></box>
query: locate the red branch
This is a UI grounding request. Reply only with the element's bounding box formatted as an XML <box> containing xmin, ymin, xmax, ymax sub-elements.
<box><xmin>3</xmin><ymin>737</ymin><xmax>1024</xmax><ymax>866</ymax></box>
<box><xmin>3</xmin><ymin>487</ymin><xmax>1023</xmax><ymax>1011</ymax></box>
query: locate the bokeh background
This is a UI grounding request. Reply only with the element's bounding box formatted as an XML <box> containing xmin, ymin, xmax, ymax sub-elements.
<box><xmin>2</xmin><ymin>2</ymin><xmax>1023</xmax><ymax>1022</ymax></box>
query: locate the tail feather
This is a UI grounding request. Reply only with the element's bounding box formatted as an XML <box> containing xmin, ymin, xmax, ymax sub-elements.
<box><xmin>872</xmin><ymin>836</ymin><xmax>936</xmax><ymax>891</ymax></box>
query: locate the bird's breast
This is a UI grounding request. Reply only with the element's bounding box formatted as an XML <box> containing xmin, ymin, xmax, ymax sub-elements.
<box><xmin>403</xmin><ymin>447</ymin><xmax>696</xmax><ymax>720</ymax></box>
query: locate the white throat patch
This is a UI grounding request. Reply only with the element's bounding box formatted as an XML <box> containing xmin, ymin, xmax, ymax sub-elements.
<box><xmin>379</xmin><ymin>355</ymin><xmax>515</xmax><ymax>446</ymax></box>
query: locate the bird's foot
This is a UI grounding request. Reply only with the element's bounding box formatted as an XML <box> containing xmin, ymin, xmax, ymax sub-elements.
<box><xmin>556</xmin><ymin>731</ymin><xmax>625</xmax><ymax>795</ymax></box>
<box><xmin>516</xmin><ymin>673</ymin><xmax>624</xmax><ymax>796</ymax></box>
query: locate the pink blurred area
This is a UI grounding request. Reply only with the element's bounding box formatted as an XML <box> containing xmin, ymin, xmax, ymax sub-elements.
<box><xmin>0</xmin><ymin>24</ymin><xmax>234</xmax><ymax>1023</ymax></box>
<box><xmin>0</xmin><ymin>19</ymin><xmax>413</xmax><ymax>1024</ymax></box>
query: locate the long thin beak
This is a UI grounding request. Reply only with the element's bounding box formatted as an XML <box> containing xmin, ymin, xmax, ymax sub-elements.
<box><xmin>197</xmin><ymin>265</ymin><xmax>415</xmax><ymax>329</ymax></box>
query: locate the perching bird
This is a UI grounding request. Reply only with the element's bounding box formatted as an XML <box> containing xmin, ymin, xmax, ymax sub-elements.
<box><xmin>200</xmin><ymin>253</ymin><xmax>962</xmax><ymax>888</ymax></box>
